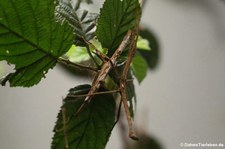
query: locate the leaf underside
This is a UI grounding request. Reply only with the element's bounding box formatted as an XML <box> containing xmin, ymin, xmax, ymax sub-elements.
<box><xmin>96</xmin><ymin>0</ymin><xmax>141</xmax><ymax>56</ymax></box>
<box><xmin>131</xmin><ymin>53</ymin><xmax>148</xmax><ymax>83</ymax></box>
<box><xmin>0</xmin><ymin>0</ymin><xmax>73</xmax><ymax>87</ymax></box>
<box><xmin>52</xmin><ymin>84</ymin><xmax>116</xmax><ymax>149</ymax></box>
<box><xmin>55</xmin><ymin>0</ymin><xmax>98</xmax><ymax>46</ymax></box>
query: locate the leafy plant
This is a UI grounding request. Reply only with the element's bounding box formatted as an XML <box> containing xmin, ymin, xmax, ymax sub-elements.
<box><xmin>0</xmin><ymin>0</ymin><xmax>152</xmax><ymax>148</ymax></box>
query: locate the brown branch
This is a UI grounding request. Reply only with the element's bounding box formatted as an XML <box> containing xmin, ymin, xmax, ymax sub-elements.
<box><xmin>120</xmin><ymin>28</ymin><xmax>140</xmax><ymax>140</ymax></box>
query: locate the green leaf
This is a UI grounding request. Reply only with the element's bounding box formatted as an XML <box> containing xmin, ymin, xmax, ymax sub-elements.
<box><xmin>96</xmin><ymin>0</ymin><xmax>141</xmax><ymax>55</ymax></box>
<box><xmin>131</xmin><ymin>53</ymin><xmax>148</xmax><ymax>83</ymax></box>
<box><xmin>137</xmin><ymin>36</ymin><xmax>151</xmax><ymax>51</ymax></box>
<box><xmin>0</xmin><ymin>0</ymin><xmax>73</xmax><ymax>87</ymax></box>
<box><xmin>52</xmin><ymin>84</ymin><xmax>116</xmax><ymax>149</ymax></box>
<box><xmin>55</xmin><ymin>0</ymin><xmax>98</xmax><ymax>46</ymax></box>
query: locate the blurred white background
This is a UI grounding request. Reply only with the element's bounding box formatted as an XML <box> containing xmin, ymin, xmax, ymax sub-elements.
<box><xmin>1</xmin><ymin>0</ymin><xmax>225</xmax><ymax>148</ymax></box>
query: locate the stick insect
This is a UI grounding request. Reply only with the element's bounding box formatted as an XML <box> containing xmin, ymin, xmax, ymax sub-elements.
<box><xmin>62</xmin><ymin>28</ymin><xmax>139</xmax><ymax>141</ymax></box>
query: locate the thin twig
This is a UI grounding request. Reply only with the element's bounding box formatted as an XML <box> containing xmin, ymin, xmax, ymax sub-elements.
<box><xmin>58</xmin><ymin>57</ymin><xmax>98</xmax><ymax>72</ymax></box>
<box><xmin>85</xmin><ymin>45</ymin><xmax>100</xmax><ymax>68</ymax></box>
<box><xmin>83</xmin><ymin>39</ymin><xmax>103</xmax><ymax>58</ymax></box>
<box><xmin>67</xmin><ymin>89</ymin><xmax>120</xmax><ymax>98</ymax></box>
<box><xmin>81</xmin><ymin>36</ymin><xmax>101</xmax><ymax>68</ymax></box>
<box><xmin>83</xmin><ymin>39</ymin><xmax>108</xmax><ymax>63</ymax></box>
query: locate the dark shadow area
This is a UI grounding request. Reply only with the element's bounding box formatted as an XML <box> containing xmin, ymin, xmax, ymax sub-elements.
<box><xmin>125</xmin><ymin>133</ymin><xmax>163</xmax><ymax>149</ymax></box>
<box><xmin>139</xmin><ymin>27</ymin><xmax>161</xmax><ymax>70</ymax></box>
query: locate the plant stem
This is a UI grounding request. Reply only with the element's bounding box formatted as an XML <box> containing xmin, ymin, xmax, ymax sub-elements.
<box><xmin>58</xmin><ymin>57</ymin><xmax>98</xmax><ymax>72</ymax></box>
